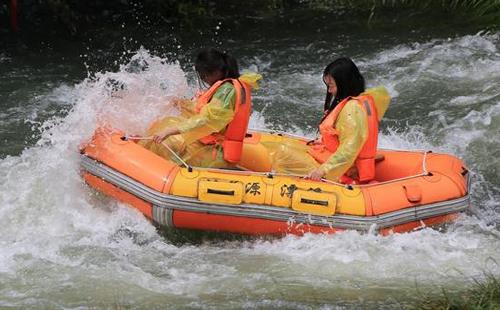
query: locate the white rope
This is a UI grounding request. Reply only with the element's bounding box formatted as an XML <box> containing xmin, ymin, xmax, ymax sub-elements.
<box><xmin>124</xmin><ymin>134</ymin><xmax>431</xmax><ymax>189</ymax></box>
<box><xmin>124</xmin><ymin>135</ymin><xmax>192</xmax><ymax>170</ymax></box>
<box><xmin>160</xmin><ymin>142</ymin><xmax>192</xmax><ymax>170</ymax></box>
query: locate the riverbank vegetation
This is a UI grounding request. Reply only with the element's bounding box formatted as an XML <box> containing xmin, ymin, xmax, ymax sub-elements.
<box><xmin>308</xmin><ymin>0</ymin><xmax>500</xmax><ymax>22</ymax></box>
<box><xmin>1</xmin><ymin>0</ymin><xmax>500</xmax><ymax>36</ymax></box>
<box><xmin>412</xmin><ymin>273</ymin><xmax>500</xmax><ymax>310</ymax></box>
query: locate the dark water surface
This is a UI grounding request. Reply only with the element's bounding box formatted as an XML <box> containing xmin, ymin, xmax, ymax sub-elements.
<box><xmin>1</xmin><ymin>12</ymin><xmax>499</xmax><ymax>308</ymax></box>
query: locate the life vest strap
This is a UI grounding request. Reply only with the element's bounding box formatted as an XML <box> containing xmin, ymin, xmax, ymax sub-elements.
<box><xmin>194</xmin><ymin>78</ymin><xmax>252</xmax><ymax>164</ymax></box>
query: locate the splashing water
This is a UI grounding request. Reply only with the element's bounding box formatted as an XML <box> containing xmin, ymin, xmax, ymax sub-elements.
<box><xmin>0</xmin><ymin>33</ymin><xmax>500</xmax><ymax>307</ymax></box>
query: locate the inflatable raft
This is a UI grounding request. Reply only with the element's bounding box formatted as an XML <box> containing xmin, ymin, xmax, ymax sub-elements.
<box><xmin>80</xmin><ymin>128</ymin><xmax>471</xmax><ymax>236</ymax></box>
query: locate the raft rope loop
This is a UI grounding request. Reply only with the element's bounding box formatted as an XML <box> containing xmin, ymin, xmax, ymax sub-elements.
<box><xmin>124</xmin><ymin>133</ymin><xmax>431</xmax><ymax>189</ymax></box>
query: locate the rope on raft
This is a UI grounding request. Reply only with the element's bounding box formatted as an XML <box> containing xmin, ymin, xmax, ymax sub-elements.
<box><xmin>122</xmin><ymin>135</ymin><xmax>431</xmax><ymax>189</ymax></box>
<box><xmin>123</xmin><ymin>135</ymin><xmax>193</xmax><ymax>172</ymax></box>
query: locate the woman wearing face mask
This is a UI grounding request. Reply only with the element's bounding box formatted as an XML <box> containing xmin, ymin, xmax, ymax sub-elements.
<box><xmin>140</xmin><ymin>48</ymin><xmax>261</xmax><ymax>168</ymax></box>
<box><xmin>305</xmin><ymin>57</ymin><xmax>390</xmax><ymax>183</ymax></box>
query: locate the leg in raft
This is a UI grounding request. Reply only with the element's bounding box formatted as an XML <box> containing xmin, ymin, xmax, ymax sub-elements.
<box><xmin>260</xmin><ymin>140</ymin><xmax>320</xmax><ymax>176</ymax></box>
<box><xmin>139</xmin><ymin>116</ymin><xmax>235</xmax><ymax>169</ymax></box>
<box><xmin>139</xmin><ymin>116</ymin><xmax>320</xmax><ymax>173</ymax></box>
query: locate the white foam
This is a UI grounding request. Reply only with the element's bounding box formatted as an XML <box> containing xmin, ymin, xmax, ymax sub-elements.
<box><xmin>0</xmin><ymin>53</ymin><xmax>10</xmax><ymax>63</ymax></box>
<box><xmin>0</xmin><ymin>48</ymin><xmax>188</xmax><ymax>277</ymax></box>
<box><xmin>359</xmin><ymin>33</ymin><xmax>500</xmax><ymax>105</ymax></box>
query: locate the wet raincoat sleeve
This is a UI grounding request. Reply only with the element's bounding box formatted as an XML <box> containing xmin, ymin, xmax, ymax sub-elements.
<box><xmin>175</xmin><ymin>82</ymin><xmax>237</xmax><ymax>144</ymax></box>
<box><xmin>177</xmin><ymin>98</ymin><xmax>197</xmax><ymax>117</ymax></box>
<box><xmin>175</xmin><ymin>72</ymin><xmax>262</xmax><ymax>145</ymax></box>
<box><xmin>320</xmin><ymin>100</ymin><xmax>368</xmax><ymax>180</ymax></box>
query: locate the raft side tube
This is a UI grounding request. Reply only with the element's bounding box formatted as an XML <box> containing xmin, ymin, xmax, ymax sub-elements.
<box><xmin>81</xmin><ymin>155</ymin><xmax>470</xmax><ymax>234</ymax></box>
<box><xmin>83</xmin><ymin>129</ymin><xmax>179</xmax><ymax>193</ymax></box>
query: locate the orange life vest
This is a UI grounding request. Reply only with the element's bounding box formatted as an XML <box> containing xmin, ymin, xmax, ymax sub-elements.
<box><xmin>194</xmin><ymin>78</ymin><xmax>252</xmax><ymax>163</ymax></box>
<box><xmin>308</xmin><ymin>95</ymin><xmax>379</xmax><ymax>183</ymax></box>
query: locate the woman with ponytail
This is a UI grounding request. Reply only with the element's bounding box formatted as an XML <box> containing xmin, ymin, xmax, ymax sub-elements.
<box><xmin>140</xmin><ymin>48</ymin><xmax>262</xmax><ymax>168</ymax></box>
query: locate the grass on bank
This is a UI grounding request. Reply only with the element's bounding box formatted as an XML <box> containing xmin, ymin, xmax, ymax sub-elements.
<box><xmin>304</xmin><ymin>0</ymin><xmax>500</xmax><ymax>25</ymax></box>
<box><xmin>413</xmin><ymin>273</ymin><xmax>500</xmax><ymax>310</ymax></box>
<box><xmin>14</xmin><ymin>0</ymin><xmax>500</xmax><ymax>32</ymax></box>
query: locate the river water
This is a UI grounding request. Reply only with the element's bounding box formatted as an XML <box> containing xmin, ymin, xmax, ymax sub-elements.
<box><xmin>1</xmin><ymin>13</ymin><xmax>500</xmax><ymax>308</ymax></box>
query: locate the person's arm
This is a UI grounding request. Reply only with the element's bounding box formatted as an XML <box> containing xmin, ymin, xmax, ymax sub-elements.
<box><xmin>307</xmin><ymin>100</ymin><xmax>368</xmax><ymax>180</ymax></box>
<box><xmin>174</xmin><ymin>98</ymin><xmax>197</xmax><ymax>117</ymax></box>
<box><xmin>178</xmin><ymin>82</ymin><xmax>235</xmax><ymax>130</ymax></box>
<box><xmin>153</xmin><ymin>83</ymin><xmax>236</xmax><ymax>144</ymax></box>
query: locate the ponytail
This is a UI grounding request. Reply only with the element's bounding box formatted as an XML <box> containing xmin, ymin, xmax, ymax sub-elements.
<box><xmin>222</xmin><ymin>52</ymin><xmax>240</xmax><ymax>79</ymax></box>
<box><xmin>195</xmin><ymin>48</ymin><xmax>240</xmax><ymax>82</ymax></box>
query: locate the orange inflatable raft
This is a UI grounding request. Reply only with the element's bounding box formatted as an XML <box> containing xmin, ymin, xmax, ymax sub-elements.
<box><xmin>80</xmin><ymin>128</ymin><xmax>471</xmax><ymax>236</ymax></box>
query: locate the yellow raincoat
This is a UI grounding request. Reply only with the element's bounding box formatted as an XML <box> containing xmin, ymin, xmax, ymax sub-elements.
<box><xmin>140</xmin><ymin>73</ymin><xmax>262</xmax><ymax>168</ymax></box>
<box><xmin>263</xmin><ymin>86</ymin><xmax>391</xmax><ymax>181</ymax></box>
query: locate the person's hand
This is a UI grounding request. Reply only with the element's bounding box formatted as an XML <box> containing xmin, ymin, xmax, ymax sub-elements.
<box><xmin>152</xmin><ymin>127</ymin><xmax>179</xmax><ymax>144</ymax></box>
<box><xmin>305</xmin><ymin>168</ymin><xmax>326</xmax><ymax>181</ymax></box>
<box><xmin>193</xmin><ymin>90</ymin><xmax>204</xmax><ymax>99</ymax></box>
<box><xmin>172</xmin><ymin>97</ymin><xmax>183</xmax><ymax>109</ymax></box>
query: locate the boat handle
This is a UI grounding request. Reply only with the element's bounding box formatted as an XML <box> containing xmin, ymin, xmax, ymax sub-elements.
<box><xmin>207</xmin><ymin>188</ymin><xmax>235</xmax><ymax>196</ymax></box>
<box><xmin>300</xmin><ymin>198</ymin><xmax>329</xmax><ymax>206</ymax></box>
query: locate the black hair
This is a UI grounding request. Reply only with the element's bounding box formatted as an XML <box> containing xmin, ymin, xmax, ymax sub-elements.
<box><xmin>194</xmin><ymin>48</ymin><xmax>240</xmax><ymax>83</ymax></box>
<box><xmin>322</xmin><ymin>57</ymin><xmax>365</xmax><ymax>113</ymax></box>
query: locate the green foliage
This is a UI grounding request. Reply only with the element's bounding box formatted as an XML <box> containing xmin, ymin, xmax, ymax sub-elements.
<box><xmin>11</xmin><ymin>0</ymin><xmax>500</xmax><ymax>35</ymax></box>
<box><xmin>142</xmin><ymin>0</ymin><xmax>215</xmax><ymax>19</ymax></box>
<box><xmin>413</xmin><ymin>273</ymin><xmax>500</xmax><ymax>310</ymax></box>
<box><xmin>46</xmin><ymin>0</ymin><xmax>78</xmax><ymax>34</ymax></box>
<box><xmin>303</xmin><ymin>0</ymin><xmax>500</xmax><ymax>24</ymax></box>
